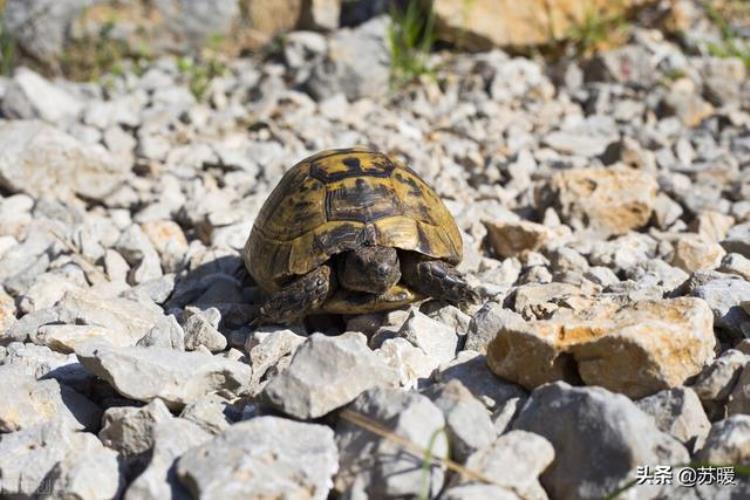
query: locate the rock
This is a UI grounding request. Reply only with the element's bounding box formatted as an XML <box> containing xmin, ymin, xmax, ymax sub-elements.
<box><xmin>34</xmin><ymin>324</ymin><xmax>134</xmax><ymax>353</ymax></box>
<box><xmin>301</xmin><ymin>0</ymin><xmax>341</xmax><ymax>30</ymax></box>
<box><xmin>586</xmin><ymin>45</ymin><xmax>656</xmax><ymax>85</ymax></box>
<box><xmin>177</xmin><ymin>416</ymin><xmax>338</xmax><ymax>499</ymax></box>
<box><xmin>0</xmin><ymin>365</ymin><xmax>101</xmax><ymax>432</ymax></box>
<box><xmin>662</xmin><ymin>78</ymin><xmax>715</xmax><ymax>127</ymax></box>
<box><xmin>397</xmin><ymin>309</ymin><xmax>458</xmax><ymax>365</ymax></box>
<box><xmin>0</xmin><ymin>420</ymin><xmax>121</xmax><ymax>499</ymax></box>
<box><xmin>375</xmin><ymin>337</ymin><xmax>438</xmax><ymax>389</ymax></box>
<box><xmin>335</xmin><ymin>386</ymin><xmax>448</xmax><ymax>497</ymax></box>
<box><xmin>722</xmin><ymin>221</ymin><xmax>750</xmax><ymax>258</ymax></box>
<box><xmin>76</xmin><ymin>344</ymin><xmax>252</xmax><ymax>410</ymax></box>
<box><xmin>458</xmin><ymin>430</ymin><xmax>554</xmax><ymax>499</ymax></box>
<box><xmin>691</xmin><ymin>349</ymin><xmax>750</xmax><ymax>419</ymax></box>
<box><xmin>690</xmin><ymin>211</ymin><xmax>735</xmax><ymax>243</ymax></box>
<box><xmin>513</xmin><ymin>382</ymin><xmax>689</xmax><ymax>500</ymax></box>
<box><xmin>442</xmin><ymin>483</ymin><xmax>520</xmax><ymax>500</ymax></box>
<box><xmin>115</xmin><ymin>224</ymin><xmax>163</xmax><ymax>285</ymax></box>
<box><xmin>719</xmin><ymin>253</ymin><xmax>750</xmax><ymax>281</ymax></box>
<box><xmin>636</xmin><ymin>387</ymin><xmax>711</xmax><ymax>451</ymax></box>
<box><xmin>484</xmin><ymin>220</ymin><xmax>556</xmax><ymax>259</ymax></box>
<box><xmin>99</xmin><ymin>399</ymin><xmax>174</xmax><ymax>469</ymax></box>
<box><xmin>263</xmin><ymin>332</ymin><xmax>398</xmax><ymax>419</ymax></box>
<box><xmin>436</xmin><ymin>350</ymin><xmax>527</xmax><ymax>411</ymax></box>
<box><xmin>53</xmin><ymin>288</ymin><xmax>165</xmax><ymax>347</ymax></box>
<box><xmin>244</xmin><ymin>325</ymin><xmax>306</xmax><ymax>391</ymax></box>
<box><xmin>182</xmin><ymin>307</ymin><xmax>227</xmax><ymax>353</ymax></box>
<box><xmin>728</xmin><ymin>363</ymin><xmax>750</xmax><ymax>416</ymax></box>
<box><xmin>543</xmin><ymin>166</ymin><xmax>658</xmax><ymax>236</ymax></box>
<box><xmin>431</xmin><ymin>0</ymin><xmax>645</xmax><ymax>50</ymax></box>
<box><xmin>465</xmin><ymin>303</ymin><xmax>525</xmax><ymax>353</ymax></box>
<box><xmin>689</xmin><ymin>275</ymin><xmax>750</xmax><ymax>337</ymax></box>
<box><xmin>3</xmin><ymin>0</ymin><xmax>90</xmax><ymax>68</ymax></box>
<box><xmin>487</xmin><ymin>297</ymin><xmax>716</xmax><ymax>398</ymax></box>
<box><xmin>2</xmin><ymin>67</ymin><xmax>82</xmax><ymax>123</ymax></box>
<box><xmin>125</xmin><ymin>417</ymin><xmax>212</xmax><ymax>500</ymax></box>
<box><xmin>695</xmin><ymin>415</ymin><xmax>750</xmax><ymax>465</ymax></box>
<box><xmin>307</xmin><ymin>16</ymin><xmax>390</xmax><ymax>100</ymax></box>
<box><xmin>0</xmin><ymin>120</ymin><xmax>126</xmax><ymax>202</ymax></box>
<box><xmin>0</xmin><ymin>289</ymin><xmax>17</xmax><ymax>334</ymax></box>
<box><xmin>423</xmin><ymin>380</ymin><xmax>496</xmax><ymax>462</ymax></box>
<box><xmin>542</xmin><ymin>116</ymin><xmax>619</xmax><ymax>157</ymax></box>
<box><xmin>179</xmin><ymin>393</ymin><xmax>238</xmax><ymax>435</ymax></box>
<box><xmin>18</xmin><ymin>273</ymin><xmax>82</xmax><ymax>314</ymax></box>
<box><xmin>671</xmin><ymin>233</ymin><xmax>725</xmax><ymax>273</ymax></box>
<box><xmin>137</xmin><ymin>315</ymin><xmax>185</xmax><ymax>350</ymax></box>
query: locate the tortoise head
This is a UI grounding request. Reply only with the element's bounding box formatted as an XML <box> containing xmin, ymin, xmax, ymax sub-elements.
<box><xmin>337</xmin><ymin>246</ymin><xmax>401</xmax><ymax>294</ymax></box>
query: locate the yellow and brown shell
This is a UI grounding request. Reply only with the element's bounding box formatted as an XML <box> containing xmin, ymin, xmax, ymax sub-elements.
<box><xmin>243</xmin><ymin>147</ymin><xmax>463</xmax><ymax>313</ymax></box>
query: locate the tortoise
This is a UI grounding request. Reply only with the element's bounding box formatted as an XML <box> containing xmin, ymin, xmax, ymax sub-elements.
<box><xmin>243</xmin><ymin>147</ymin><xmax>478</xmax><ymax>324</ymax></box>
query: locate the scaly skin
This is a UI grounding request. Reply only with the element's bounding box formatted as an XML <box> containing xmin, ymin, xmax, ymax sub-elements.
<box><xmin>401</xmin><ymin>254</ymin><xmax>480</xmax><ymax>304</ymax></box>
<box><xmin>258</xmin><ymin>264</ymin><xmax>334</xmax><ymax>324</ymax></box>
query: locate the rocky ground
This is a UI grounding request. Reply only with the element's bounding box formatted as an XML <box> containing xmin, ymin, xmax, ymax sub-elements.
<box><xmin>1</xmin><ymin>1</ymin><xmax>750</xmax><ymax>499</ymax></box>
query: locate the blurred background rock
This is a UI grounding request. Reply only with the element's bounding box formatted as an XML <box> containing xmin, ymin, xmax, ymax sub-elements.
<box><xmin>1</xmin><ymin>0</ymin><xmax>748</xmax><ymax>84</ymax></box>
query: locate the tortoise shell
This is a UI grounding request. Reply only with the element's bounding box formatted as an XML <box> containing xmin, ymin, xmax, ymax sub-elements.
<box><xmin>243</xmin><ymin>147</ymin><xmax>463</xmax><ymax>312</ymax></box>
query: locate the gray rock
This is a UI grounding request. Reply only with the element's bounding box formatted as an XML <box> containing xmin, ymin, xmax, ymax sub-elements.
<box><xmin>76</xmin><ymin>344</ymin><xmax>252</xmax><ymax>410</ymax></box>
<box><xmin>263</xmin><ymin>332</ymin><xmax>398</xmax><ymax>419</ymax></box>
<box><xmin>722</xmin><ymin>222</ymin><xmax>750</xmax><ymax>258</ymax></box>
<box><xmin>491</xmin><ymin>396</ymin><xmax>526</xmax><ymax>435</ymax></box>
<box><xmin>335</xmin><ymin>386</ymin><xmax>448</xmax><ymax>498</ymax></box>
<box><xmin>442</xmin><ymin>483</ymin><xmax>520</xmax><ymax>500</ymax></box>
<box><xmin>179</xmin><ymin>393</ymin><xmax>237</xmax><ymax>435</ymax></box>
<box><xmin>459</xmin><ymin>430</ymin><xmax>554</xmax><ymax>500</ymax></box>
<box><xmin>115</xmin><ymin>224</ymin><xmax>163</xmax><ymax>285</ymax></box>
<box><xmin>99</xmin><ymin>399</ymin><xmax>174</xmax><ymax>468</ymax></box>
<box><xmin>375</xmin><ymin>337</ymin><xmax>439</xmax><ymax>389</ymax></box>
<box><xmin>244</xmin><ymin>325</ymin><xmax>306</xmax><ymax>391</ymax></box>
<box><xmin>0</xmin><ymin>364</ymin><xmax>101</xmax><ymax>433</ymax></box>
<box><xmin>182</xmin><ymin>307</ymin><xmax>227</xmax><ymax>352</ymax></box>
<box><xmin>2</xmin><ymin>67</ymin><xmax>82</xmax><ymax>123</ymax></box>
<box><xmin>586</xmin><ymin>45</ymin><xmax>655</xmax><ymax>85</ymax></box>
<box><xmin>125</xmin><ymin>418</ymin><xmax>212</xmax><ymax>500</ymax></box>
<box><xmin>0</xmin><ymin>120</ymin><xmax>126</xmax><ymax>202</ymax></box>
<box><xmin>435</xmin><ymin>350</ymin><xmax>527</xmax><ymax>411</ymax></box>
<box><xmin>43</xmin><ymin>288</ymin><xmax>166</xmax><ymax>348</ymax></box>
<box><xmin>307</xmin><ymin>16</ymin><xmax>390</xmax><ymax>100</ymax></box>
<box><xmin>691</xmin><ymin>349</ymin><xmax>750</xmax><ymax>419</ymax></box>
<box><xmin>3</xmin><ymin>0</ymin><xmax>90</xmax><ymax>67</ymax></box>
<box><xmin>0</xmin><ymin>420</ymin><xmax>121</xmax><ymax>499</ymax></box>
<box><xmin>177</xmin><ymin>416</ymin><xmax>338</xmax><ymax>500</ymax></box>
<box><xmin>423</xmin><ymin>380</ymin><xmax>496</xmax><ymax>462</ymax></box>
<box><xmin>465</xmin><ymin>302</ymin><xmax>524</xmax><ymax>353</ymax></box>
<box><xmin>719</xmin><ymin>253</ymin><xmax>750</xmax><ymax>281</ymax></box>
<box><xmin>398</xmin><ymin>309</ymin><xmax>458</xmax><ymax>364</ymax></box>
<box><xmin>542</xmin><ymin>115</ymin><xmax>619</xmax><ymax>157</ymax></box>
<box><xmin>690</xmin><ymin>276</ymin><xmax>750</xmax><ymax>336</ymax></box>
<box><xmin>513</xmin><ymin>382</ymin><xmax>689</xmax><ymax>500</ymax></box>
<box><xmin>137</xmin><ymin>315</ymin><xmax>185</xmax><ymax>350</ymax></box>
<box><xmin>695</xmin><ymin>415</ymin><xmax>750</xmax><ymax>465</ymax></box>
<box><xmin>636</xmin><ymin>387</ymin><xmax>711</xmax><ymax>452</ymax></box>
<box><xmin>1</xmin><ymin>342</ymin><xmax>92</xmax><ymax>390</ymax></box>
<box><xmin>728</xmin><ymin>363</ymin><xmax>750</xmax><ymax>417</ymax></box>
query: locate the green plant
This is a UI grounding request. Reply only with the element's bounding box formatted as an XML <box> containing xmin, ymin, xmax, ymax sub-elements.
<box><xmin>419</xmin><ymin>427</ymin><xmax>448</xmax><ymax>500</ymax></box>
<box><xmin>0</xmin><ymin>1</ymin><xmax>16</xmax><ymax>76</ymax></box>
<box><xmin>387</xmin><ymin>0</ymin><xmax>436</xmax><ymax>88</ymax></box>
<box><xmin>567</xmin><ymin>2</ymin><xmax>629</xmax><ymax>57</ymax></box>
<box><xmin>702</xmin><ymin>0</ymin><xmax>750</xmax><ymax>69</ymax></box>
<box><xmin>177</xmin><ymin>54</ymin><xmax>227</xmax><ymax>101</ymax></box>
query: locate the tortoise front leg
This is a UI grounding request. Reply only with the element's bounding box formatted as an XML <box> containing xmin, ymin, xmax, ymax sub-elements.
<box><xmin>257</xmin><ymin>264</ymin><xmax>334</xmax><ymax>324</ymax></box>
<box><xmin>401</xmin><ymin>255</ymin><xmax>479</xmax><ymax>304</ymax></box>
